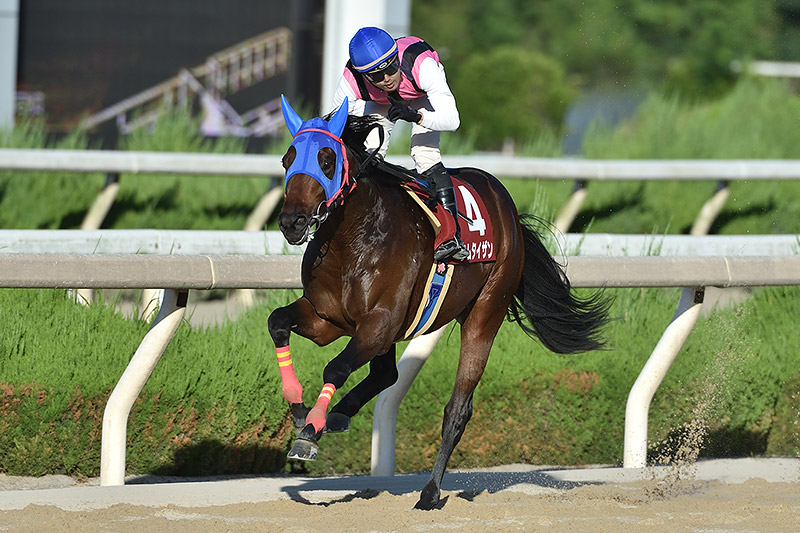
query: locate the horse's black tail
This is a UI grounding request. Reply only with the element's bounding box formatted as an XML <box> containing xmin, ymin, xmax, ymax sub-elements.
<box><xmin>507</xmin><ymin>215</ymin><xmax>612</xmax><ymax>354</ymax></box>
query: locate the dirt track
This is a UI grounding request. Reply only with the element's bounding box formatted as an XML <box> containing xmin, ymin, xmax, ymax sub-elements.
<box><xmin>2</xmin><ymin>460</ymin><xmax>798</xmax><ymax>532</ymax></box>
<box><xmin>1</xmin><ymin>481</ymin><xmax>797</xmax><ymax>532</ymax></box>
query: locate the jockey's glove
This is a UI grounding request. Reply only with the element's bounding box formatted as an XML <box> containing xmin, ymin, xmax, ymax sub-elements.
<box><xmin>388</xmin><ymin>102</ymin><xmax>422</xmax><ymax>124</ymax></box>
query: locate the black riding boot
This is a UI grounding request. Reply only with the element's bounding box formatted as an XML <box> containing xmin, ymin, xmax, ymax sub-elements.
<box><xmin>424</xmin><ymin>163</ymin><xmax>469</xmax><ymax>262</ymax></box>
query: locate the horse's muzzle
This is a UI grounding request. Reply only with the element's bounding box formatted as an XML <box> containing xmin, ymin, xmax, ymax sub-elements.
<box><xmin>279</xmin><ymin>212</ymin><xmax>311</xmax><ymax>245</ymax></box>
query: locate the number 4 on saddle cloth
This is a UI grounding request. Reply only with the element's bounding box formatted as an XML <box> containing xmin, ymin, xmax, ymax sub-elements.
<box><xmin>401</xmin><ymin>175</ymin><xmax>496</xmax><ymax>340</ymax></box>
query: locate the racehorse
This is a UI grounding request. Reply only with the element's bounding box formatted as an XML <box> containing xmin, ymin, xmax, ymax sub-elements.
<box><xmin>268</xmin><ymin>96</ymin><xmax>611</xmax><ymax>510</ymax></box>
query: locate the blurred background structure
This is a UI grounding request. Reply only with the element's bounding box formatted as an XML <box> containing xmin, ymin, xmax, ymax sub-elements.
<box><xmin>6</xmin><ymin>0</ymin><xmax>800</xmax><ymax>151</ymax></box>
<box><xmin>0</xmin><ymin>0</ymin><xmax>19</xmax><ymax>129</ymax></box>
<box><xmin>7</xmin><ymin>0</ymin><xmax>411</xmax><ymax>145</ymax></box>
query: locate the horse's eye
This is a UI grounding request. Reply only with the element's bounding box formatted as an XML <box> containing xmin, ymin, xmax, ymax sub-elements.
<box><xmin>318</xmin><ymin>149</ymin><xmax>336</xmax><ymax>179</ymax></box>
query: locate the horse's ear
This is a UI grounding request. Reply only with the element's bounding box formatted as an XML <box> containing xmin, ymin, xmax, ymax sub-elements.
<box><xmin>328</xmin><ymin>97</ymin><xmax>348</xmax><ymax>138</ymax></box>
<box><xmin>281</xmin><ymin>94</ymin><xmax>304</xmax><ymax>137</ymax></box>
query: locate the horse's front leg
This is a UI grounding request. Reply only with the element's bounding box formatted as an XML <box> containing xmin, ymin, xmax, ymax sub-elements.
<box><xmin>288</xmin><ymin>310</ymin><xmax>394</xmax><ymax>460</ymax></box>
<box><xmin>268</xmin><ymin>297</ymin><xmax>344</xmax><ymax>430</ymax></box>
<box><xmin>325</xmin><ymin>345</ymin><xmax>398</xmax><ymax>433</ymax></box>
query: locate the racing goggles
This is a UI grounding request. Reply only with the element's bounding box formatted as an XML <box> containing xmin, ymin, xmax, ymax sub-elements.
<box><xmin>365</xmin><ymin>55</ymin><xmax>400</xmax><ymax>83</ymax></box>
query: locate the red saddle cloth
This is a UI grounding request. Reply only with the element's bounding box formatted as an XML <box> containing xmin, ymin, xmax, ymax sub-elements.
<box><xmin>405</xmin><ymin>176</ymin><xmax>496</xmax><ymax>263</ymax></box>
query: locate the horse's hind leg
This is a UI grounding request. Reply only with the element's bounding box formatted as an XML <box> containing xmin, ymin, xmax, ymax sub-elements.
<box><xmin>415</xmin><ymin>353</ymin><xmax>484</xmax><ymax>510</ymax></box>
<box><xmin>415</xmin><ymin>304</ymin><xmax>507</xmax><ymax>510</ymax></box>
<box><xmin>326</xmin><ymin>345</ymin><xmax>398</xmax><ymax>433</ymax></box>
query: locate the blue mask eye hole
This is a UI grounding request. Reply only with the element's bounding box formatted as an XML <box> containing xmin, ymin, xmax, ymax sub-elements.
<box><xmin>318</xmin><ymin>148</ymin><xmax>336</xmax><ymax>180</ymax></box>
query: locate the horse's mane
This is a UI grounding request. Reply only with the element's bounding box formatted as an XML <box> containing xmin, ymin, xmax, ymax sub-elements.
<box><xmin>324</xmin><ymin>112</ymin><xmax>431</xmax><ymax>193</ymax></box>
<box><xmin>339</xmin><ymin>114</ymin><xmax>379</xmax><ymax>162</ymax></box>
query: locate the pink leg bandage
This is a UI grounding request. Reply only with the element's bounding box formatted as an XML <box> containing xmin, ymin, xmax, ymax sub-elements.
<box><xmin>306</xmin><ymin>383</ymin><xmax>336</xmax><ymax>434</ymax></box>
<box><xmin>276</xmin><ymin>346</ymin><xmax>303</xmax><ymax>404</ymax></box>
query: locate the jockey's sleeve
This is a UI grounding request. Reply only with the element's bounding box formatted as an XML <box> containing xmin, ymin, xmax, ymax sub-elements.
<box><xmin>416</xmin><ymin>57</ymin><xmax>460</xmax><ymax>132</ymax></box>
<box><xmin>330</xmin><ymin>74</ymin><xmax>366</xmax><ymax>117</ymax></box>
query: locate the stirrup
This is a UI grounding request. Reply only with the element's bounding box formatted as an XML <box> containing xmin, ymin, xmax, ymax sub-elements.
<box><xmin>434</xmin><ymin>238</ymin><xmax>469</xmax><ymax>262</ymax></box>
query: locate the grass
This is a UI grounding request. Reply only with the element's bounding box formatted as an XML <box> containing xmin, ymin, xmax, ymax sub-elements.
<box><xmin>1</xmin><ymin>285</ymin><xmax>797</xmax><ymax>477</ymax></box>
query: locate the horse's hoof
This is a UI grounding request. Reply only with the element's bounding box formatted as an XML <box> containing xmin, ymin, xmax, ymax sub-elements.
<box><xmin>414</xmin><ymin>483</ymin><xmax>441</xmax><ymax>510</ymax></box>
<box><xmin>324</xmin><ymin>412</ymin><xmax>350</xmax><ymax>433</ymax></box>
<box><xmin>287</xmin><ymin>438</ymin><xmax>319</xmax><ymax>461</ymax></box>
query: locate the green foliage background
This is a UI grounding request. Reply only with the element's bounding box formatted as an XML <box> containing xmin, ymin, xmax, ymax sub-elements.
<box><xmin>452</xmin><ymin>46</ymin><xmax>575</xmax><ymax>149</ymax></box>
<box><xmin>4</xmin><ymin>78</ymin><xmax>800</xmax><ymax>235</ymax></box>
<box><xmin>412</xmin><ymin>0</ymin><xmax>788</xmax><ymax>149</ymax></box>
<box><xmin>414</xmin><ymin>0</ymin><xmax>781</xmax><ymax>94</ymax></box>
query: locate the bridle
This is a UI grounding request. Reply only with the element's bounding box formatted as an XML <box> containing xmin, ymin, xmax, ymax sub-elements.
<box><xmin>303</xmin><ymin>200</ymin><xmax>329</xmax><ymax>243</ymax></box>
<box><xmin>292</xmin><ymin>125</ymin><xmax>385</xmax><ymax>243</ymax></box>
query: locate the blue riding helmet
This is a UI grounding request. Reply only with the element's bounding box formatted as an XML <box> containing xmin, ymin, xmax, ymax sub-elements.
<box><xmin>349</xmin><ymin>27</ymin><xmax>398</xmax><ymax>72</ymax></box>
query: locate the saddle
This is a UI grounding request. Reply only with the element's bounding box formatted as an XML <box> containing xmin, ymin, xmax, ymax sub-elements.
<box><xmin>370</xmin><ymin>157</ymin><xmax>496</xmax><ymax>263</ymax></box>
<box><xmin>402</xmin><ymin>176</ymin><xmax>496</xmax><ymax>264</ymax></box>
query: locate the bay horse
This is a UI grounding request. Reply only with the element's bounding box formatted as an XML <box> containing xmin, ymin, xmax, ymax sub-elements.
<box><xmin>268</xmin><ymin>96</ymin><xmax>610</xmax><ymax>510</ymax></box>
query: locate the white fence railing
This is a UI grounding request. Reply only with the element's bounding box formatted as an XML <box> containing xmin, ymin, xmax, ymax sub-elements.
<box><xmin>3</xmin><ymin>149</ymin><xmax>800</xmax><ymax>234</ymax></box>
<box><xmin>1</xmin><ymin>251</ymin><xmax>799</xmax><ymax>484</ymax></box>
<box><xmin>2</xmin><ymin>229</ymin><xmax>799</xmax><ymax>257</ymax></box>
<box><xmin>0</xmin><ymin>229</ymin><xmax>304</xmax><ymax>255</ymax></box>
<box><xmin>6</xmin><ymin>149</ymin><xmax>800</xmax><ymax>179</ymax></box>
<box><xmin>730</xmin><ymin>60</ymin><xmax>800</xmax><ymax>79</ymax></box>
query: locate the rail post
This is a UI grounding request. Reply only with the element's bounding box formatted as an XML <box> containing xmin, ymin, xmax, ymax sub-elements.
<box><xmin>623</xmin><ymin>287</ymin><xmax>705</xmax><ymax>468</ymax></box>
<box><xmin>76</xmin><ymin>172</ymin><xmax>121</xmax><ymax>305</ymax></box>
<box><xmin>371</xmin><ymin>326</ymin><xmax>446</xmax><ymax>476</ymax></box>
<box><xmin>100</xmin><ymin>288</ymin><xmax>188</xmax><ymax>486</ymax></box>
<box><xmin>690</xmin><ymin>180</ymin><xmax>730</xmax><ymax>235</ymax></box>
<box><xmin>554</xmin><ymin>180</ymin><xmax>587</xmax><ymax>234</ymax></box>
<box><xmin>237</xmin><ymin>177</ymin><xmax>284</xmax><ymax>307</ymax></box>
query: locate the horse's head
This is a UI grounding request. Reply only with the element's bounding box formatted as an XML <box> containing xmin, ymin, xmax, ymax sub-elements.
<box><xmin>279</xmin><ymin>95</ymin><xmax>352</xmax><ymax>245</ymax></box>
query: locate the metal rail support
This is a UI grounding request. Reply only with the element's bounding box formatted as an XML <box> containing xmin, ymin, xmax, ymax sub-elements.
<box><xmin>243</xmin><ymin>181</ymin><xmax>284</xmax><ymax>232</ymax></box>
<box><xmin>554</xmin><ymin>180</ymin><xmax>587</xmax><ymax>234</ymax></box>
<box><xmin>81</xmin><ymin>173</ymin><xmax>121</xmax><ymax>231</ymax></box>
<box><xmin>100</xmin><ymin>288</ymin><xmax>188</xmax><ymax>486</ymax></box>
<box><xmin>690</xmin><ymin>180</ymin><xmax>730</xmax><ymax>235</ymax></box>
<box><xmin>140</xmin><ymin>288</ymin><xmax>164</xmax><ymax>321</ymax></box>
<box><xmin>237</xmin><ymin>180</ymin><xmax>284</xmax><ymax>307</ymax></box>
<box><xmin>371</xmin><ymin>327</ymin><xmax>446</xmax><ymax>476</ymax></box>
<box><xmin>76</xmin><ymin>173</ymin><xmax>121</xmax><ymax>305</ymax></box>
<box><xmin>623</xmin><ymin>287</ymin><xmax>705</xmax><ymax>468</ymax></box>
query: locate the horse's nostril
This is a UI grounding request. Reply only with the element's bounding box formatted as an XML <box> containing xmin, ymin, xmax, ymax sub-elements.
<box><xmin>279</xmin><ymin>213</ymin><xmax>308</xmax><ymax>234</ymax></box>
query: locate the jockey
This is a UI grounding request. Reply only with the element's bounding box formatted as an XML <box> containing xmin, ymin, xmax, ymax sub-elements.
<box><xmin>330</xmin><ymin>26</ymin><xmax>469</xmax><ymax>262</ymax></box>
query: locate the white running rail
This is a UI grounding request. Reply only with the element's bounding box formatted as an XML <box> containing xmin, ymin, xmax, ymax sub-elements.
<box><xmin>3</xmin><ymin>150</ymin><xmax>800</xmax><ymax>235</ymax></box>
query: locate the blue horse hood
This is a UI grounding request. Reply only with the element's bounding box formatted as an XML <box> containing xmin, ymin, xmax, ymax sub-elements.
<box><xmin>281</xmin><ymin>95</ymin><xmax>352</xmax><ymax>207</ymax></box>
<box><xmin>285</xmin><ymin>117</ymin><xmax>348</xmax><ymax>204</ymax></box>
